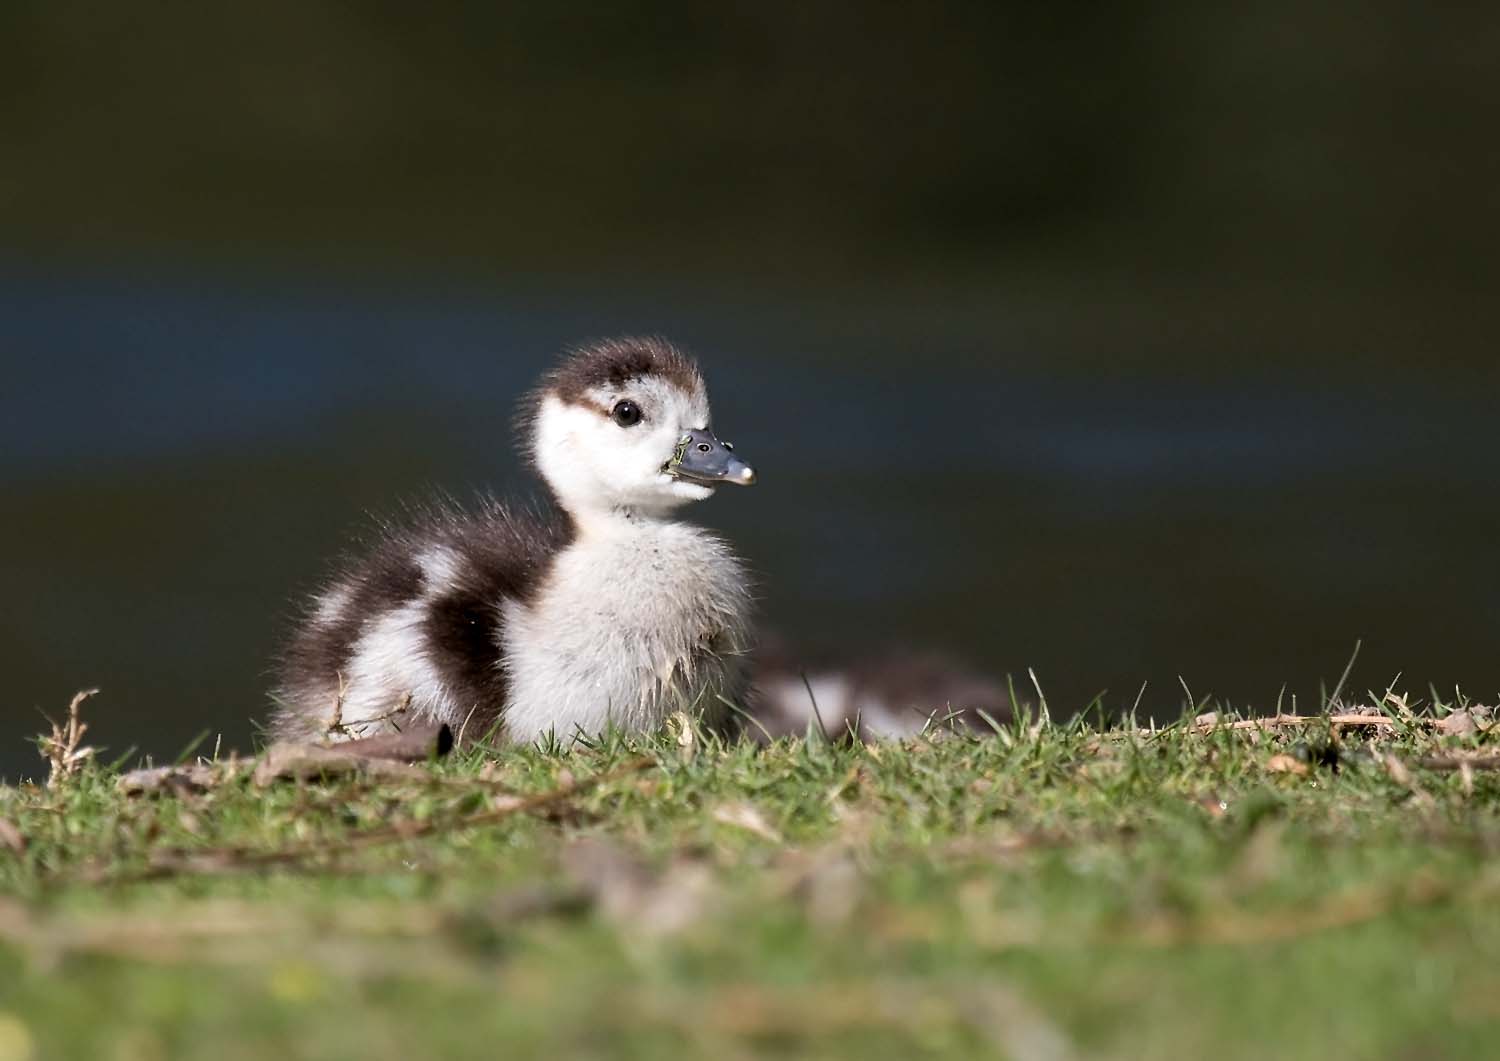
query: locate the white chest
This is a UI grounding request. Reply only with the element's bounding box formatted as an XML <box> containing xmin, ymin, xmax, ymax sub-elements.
<box><xmin>502</xmin><ymin>519</ymin><xmax>753</xmax><ymax>742</ymax></box>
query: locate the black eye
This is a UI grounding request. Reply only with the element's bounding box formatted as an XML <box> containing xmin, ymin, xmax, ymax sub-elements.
<box><xmin>611</xmin><ymin>399</ymin><xmax>642</xmax><ymax>427</ymax></box>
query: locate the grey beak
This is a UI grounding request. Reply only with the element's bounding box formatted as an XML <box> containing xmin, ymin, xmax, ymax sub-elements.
<box><xmin>664</xmin><ymin>428</ymin><xmax>757</xmax><ymax>486</ymax></box>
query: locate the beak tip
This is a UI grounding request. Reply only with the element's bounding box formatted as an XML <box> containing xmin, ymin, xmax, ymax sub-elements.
<box><xmin>735</xmin><ymin>465</ymin><xmax>757</xmax><ymax>486</ymax></box>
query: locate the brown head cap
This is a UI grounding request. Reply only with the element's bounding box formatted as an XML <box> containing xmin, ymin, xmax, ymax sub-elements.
<box><xmin>541</xmin><ymin>336</ymin><xmax>704</xmax><ymax>406</ymax></box>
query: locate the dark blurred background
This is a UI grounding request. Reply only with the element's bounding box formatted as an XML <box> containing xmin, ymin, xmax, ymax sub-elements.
<box><xmin>3</xmin><ymin>3</ymin><xmax>1498</xmax><ymax>777</ymax></box>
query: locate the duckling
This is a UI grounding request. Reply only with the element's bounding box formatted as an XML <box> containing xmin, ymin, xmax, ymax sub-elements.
<box><xmin>751</xmin><ymin>635</ymin><xmax>1015</xmax><ymax>742</ymax></box>
<box><xmin>272</xmin><ymin>337</ymin><xmax>757</xmax><ymax>744</ymax></box>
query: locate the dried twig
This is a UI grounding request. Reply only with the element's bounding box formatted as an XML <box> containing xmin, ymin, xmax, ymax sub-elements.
<box><xmin>39</xmin><ymin>688</ymin><xmax>99</xmax><ymax>786</ymax></box>
<box><xmin>327</xmin><ymin>691</ymin><xmax>414</xmax><ymax>739</ymax></box>
<box><xmin>117</xmin><ymin>762</ymin><xmax>234</xmax><ymax>797</ymax></box>
<box><xmin>324</xmin><ymin>671</ymin><xmax>348</xmax><ymax>734</ymax></box>
<box><xmin>1085</xmin><ymin>711</ymin><xmax>1427</xmax><ymax>747</ymax></box>
<box><xmin>322</xmin><ymin>722</ymin><xmax>454</xmax><ymax>763</ymax></box>
<box><xmin>252</xmin><ymin>723</ymin><xmax>453</xmax><ymax>785</ymax></box>
<box><xmin>1415</xmin><ymin>754</ymin><xmax>1500</xmax><ymax>772</ymax></box>
<box><xmin>1197</xmin><ymin>713</ymin><xmax>1404</xmax><ymax>733</ymax></box>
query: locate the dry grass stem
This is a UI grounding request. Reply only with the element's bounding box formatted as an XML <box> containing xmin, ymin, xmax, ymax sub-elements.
<box><xmin>711</xmin><ymin>802</ymin><xmax>783</xmax><ymax>844</ymax></box>
<box><xmin>1416</xmin><ymin>754</ymin><xmax>1500</xmax><ymax>771</ymax></box>
<box><xmin>39</xmin><ymin>688</ymin><xmax>99</xmax><ymax>787</ymax></box>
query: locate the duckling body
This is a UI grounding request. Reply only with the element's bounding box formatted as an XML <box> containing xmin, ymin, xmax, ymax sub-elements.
<box><xmin>272</xmin><ymin>338</ymin><xmax>756</xmax><ymax>743</ymax></box>
<box><xmin>504</xmin><ymin>514</ymin><xmax>750</xmax><ymax>742</ymax></box>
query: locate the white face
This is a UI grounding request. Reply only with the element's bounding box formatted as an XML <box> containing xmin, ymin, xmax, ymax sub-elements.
<box><xmin>532</xmin><ymin>376</ymin><xmax>717</xmax><ymax>516</ymax></box>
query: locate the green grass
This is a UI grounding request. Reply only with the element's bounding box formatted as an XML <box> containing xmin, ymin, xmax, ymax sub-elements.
<box><xmin>2</xmin><ymin>703</ymin><xmax>1499</xmax><ymax>1060</ymax></box>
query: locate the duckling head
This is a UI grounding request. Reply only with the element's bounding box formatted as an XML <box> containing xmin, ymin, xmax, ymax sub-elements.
<box><xmin>527</xmin><ymin>337</ymin><xmax>756</xmax><ymax>518</ymax></box>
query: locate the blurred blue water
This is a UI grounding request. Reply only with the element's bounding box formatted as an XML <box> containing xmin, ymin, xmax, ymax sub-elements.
<box><xmin>4</xmin><ymin>260</ymin><xmax>1458</xmax><ymax>485</ymax></box>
